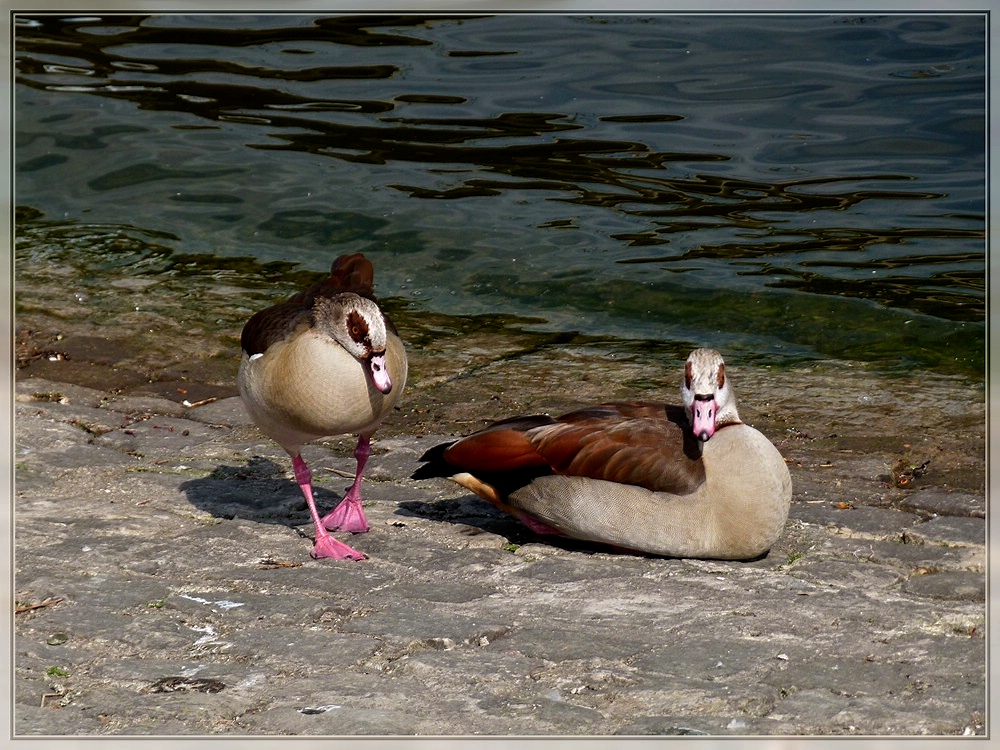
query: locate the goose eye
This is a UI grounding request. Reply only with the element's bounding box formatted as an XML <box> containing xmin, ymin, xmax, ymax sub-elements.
<box><xmin>345</xmin><ymin>310</ymin><xmax>370</xmax><ymax>344</ymax></box>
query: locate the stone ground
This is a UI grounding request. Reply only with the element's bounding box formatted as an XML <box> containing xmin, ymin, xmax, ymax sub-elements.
<box><xmin>11</xmin><ymin>323</ymin><xmax>987</xmax><ymax>739</ymax></box>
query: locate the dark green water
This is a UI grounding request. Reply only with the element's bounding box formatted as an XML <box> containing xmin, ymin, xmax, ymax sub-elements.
<box><xmin>14</xmin><ymin>13</ymin><xmax>985</xmax><ymax>379</ymax></box>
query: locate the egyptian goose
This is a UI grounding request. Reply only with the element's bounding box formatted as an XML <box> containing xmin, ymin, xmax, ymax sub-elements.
<box><xmin>238</xmin><ymin>253</ymin><xmax>407</xmax><ymax>560</ymax></box>
<box><xmin>412</xmin><ymin>348</ymin><xmax>791</xmax><ymax>560</ymax></box>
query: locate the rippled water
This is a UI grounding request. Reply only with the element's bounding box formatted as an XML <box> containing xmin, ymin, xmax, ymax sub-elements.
<box><xmin>14</xmin><ymin>13</ymin><xmax>985</xmax><ymax>378</ymax></box>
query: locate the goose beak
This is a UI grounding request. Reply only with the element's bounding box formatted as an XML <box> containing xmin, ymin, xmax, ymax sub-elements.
<box><xmin>370</xmin><ymin>353</ymin><xmax>392</xmax><ymax>394</ymax></box>
<box><xmin>692</xmin><ymin>395</ymin><xmax>717</xmax><ymax>442</ymax></box>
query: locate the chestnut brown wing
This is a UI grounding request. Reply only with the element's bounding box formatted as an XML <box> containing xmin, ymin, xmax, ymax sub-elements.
<box><xmin>410</xmin><ymin>416</ymin><xmax>556</xmax><ymax>500</ymax></box>
<box><xmin>437</xmin><ymin>415</ymin><xmax>557</xmax><ymax>473</ymax></box>
<box><xmin>525</xmin><ymin>402</ymin><xmax>706</xmax><ymax>495</ymax></box>
<box><xmin>416</xmin><ymin>403</ymin><xmax>705</xmax><ymax>497</ymax></box>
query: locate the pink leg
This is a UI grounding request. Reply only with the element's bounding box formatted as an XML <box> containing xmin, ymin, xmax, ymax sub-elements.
<box><xmin>292</xmin><ymin>454</ymin><xmax>366</xmax><ymax>561</ymax></box>
<box><xmin>518</xmin><ymin>513</ymin><xmax>565</xmax><ymax>536</ymax></box>
<box><xmin>320</xmin><ymin>435</ymin><xmax>371</xmax><ymax>533</ymax></box>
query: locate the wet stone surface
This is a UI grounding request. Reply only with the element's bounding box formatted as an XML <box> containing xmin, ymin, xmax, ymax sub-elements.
<box><xmin>12</xmin><ymin>332</ymin><xmax>986</xmax><ymax>737</ymax></box>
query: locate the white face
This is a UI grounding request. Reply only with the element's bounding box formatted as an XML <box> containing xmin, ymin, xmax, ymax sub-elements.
<box><xmin>681</xmin><ymin>348</ymin><xmax>730</xmax><ymax>442</ymax></box>
<box><xmin>328</xmin><ymin>294</ymin><xmax>393</xmax><ymax>394</ymax></box>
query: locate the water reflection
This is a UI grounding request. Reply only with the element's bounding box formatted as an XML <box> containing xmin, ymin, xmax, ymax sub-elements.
<box><xmin>13</xmin><ymin>13</ymin><xmax>985</xmax><ymax>373</ymax></box>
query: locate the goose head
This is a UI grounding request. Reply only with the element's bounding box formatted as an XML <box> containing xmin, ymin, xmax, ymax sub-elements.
<box><xmin>681</xmin><ymin>348</ymin><xmax>740</xmax><ymax>442</ymax></box>
<box><xmin>315</xmin><ymin>293</ymin><xmax>393</xmax><ymax>394</ymax></box>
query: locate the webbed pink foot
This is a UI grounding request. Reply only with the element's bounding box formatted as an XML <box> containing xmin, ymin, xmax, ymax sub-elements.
<box><xmin>311</xmin><ymin>530</ymin><xmax>367</xmax><ymax>561</ymax></box>
<box><xmin>321</xmin><ymin>435</ymin><xmax>373</xmax><ymax>533</ymax></box>
<box><xmin>291</xmin><ymin>453</ymin><xmax>367</xmax><ymax>560</ymax></box>
<box><xmin>321</xmin><ymin>495</ymin><xmax>369</xmax><ymax>534</ymax></box>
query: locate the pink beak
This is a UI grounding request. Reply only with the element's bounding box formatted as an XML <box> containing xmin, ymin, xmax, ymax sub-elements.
<box><xmin>370</xmin><ymin>354</ymin><xmax>392</xmax><ymax>394</ymax></box>
<box><xmin>691</xmin><ymin>396</ymin><xmax>717</xmax><ymax>442</ymax></box>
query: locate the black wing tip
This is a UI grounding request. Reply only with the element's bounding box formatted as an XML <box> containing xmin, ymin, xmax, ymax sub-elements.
<box><xmin>410</xmin><ymin>441</ymin><xmax>457</xmax><ymax>480</ymax></box>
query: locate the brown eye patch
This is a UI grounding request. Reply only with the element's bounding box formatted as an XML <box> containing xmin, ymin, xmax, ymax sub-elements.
<box><xmin>685</xmin><ymin>360</ymin><xmax>693</xmax><ymax>388</ymax></box>
<box><xmin>716</xmin><ymin>363</ymin><xmax>726</xmax><ymax>388</ymax></box>
<box><xmin>346</xmin><ymin>310</ymin><xmax>370</xmax><ymax>344</ymax></box>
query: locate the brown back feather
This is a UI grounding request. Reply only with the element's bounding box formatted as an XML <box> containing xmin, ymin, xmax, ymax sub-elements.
<box><xmin>292</xmin><ymin>253</ymin><xmax>375</xmax><ymax>306</ymax></box>
<box><xmin>526</xmin><ymin>402</ymin><xmax>705</xmax><ymax>495</ymax></box>
<box><xmin>416</xmin><ymin>402</ymin><xmax>707</xmax><ymax>498</ymax></box>
<box><xmin>240</xmin><ymin>300</ymin><xmax>311</xmax><ymax>357</ymax></box>
<box><xmin>440</xmin><ymin>415</ymin><xmax>555</xmax><ymax>472</ymax></box>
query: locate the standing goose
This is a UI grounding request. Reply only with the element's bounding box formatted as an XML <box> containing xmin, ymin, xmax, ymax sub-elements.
<box><xmin>239</xmin><ymin>253</ymin><xmax>407</xmax><ymax>560</ymax></box>
<box><xmin>412</xmin><ymin>348</ymin><xmax>791</xmax><ymax>560</ymax></box>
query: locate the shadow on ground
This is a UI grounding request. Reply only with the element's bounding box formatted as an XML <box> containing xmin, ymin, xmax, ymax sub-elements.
<box><xmin>395</xmin><ymin>496</ymin><xmax>655</xmax><ymax>558</ymax></box>
<box><xmin>178</xmin><ymin>456</ymin><xmax>347</xmax><ymax>534</ymax></box>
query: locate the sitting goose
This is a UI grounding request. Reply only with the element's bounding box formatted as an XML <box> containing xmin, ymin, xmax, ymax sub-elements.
<box><xmin>239</xmin><ymin>253</ymin><xmax>407</xmax><ymax>560</ymax></box>
<box><xmin>412</xmin><ymin>348</ymin><xmax>791</xmax><ymax>560</ymax></box>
